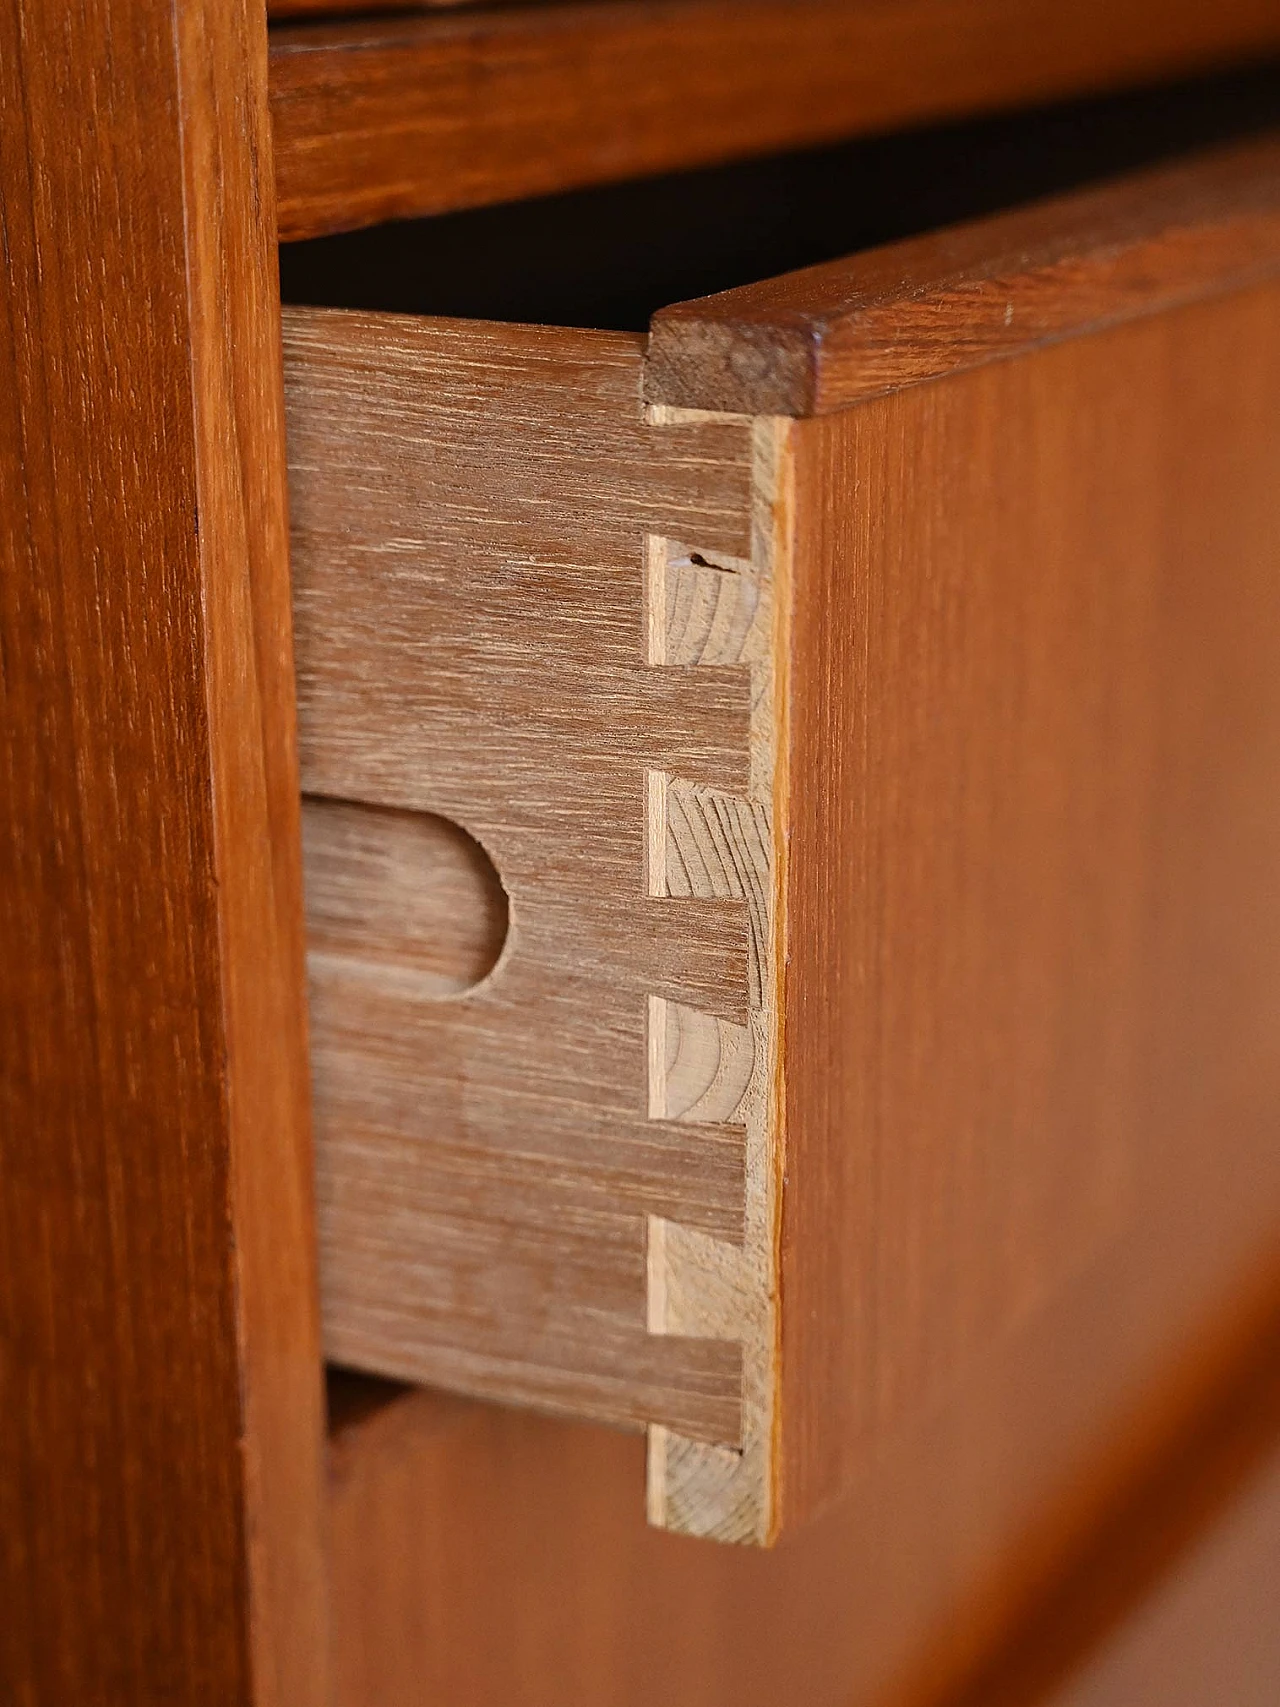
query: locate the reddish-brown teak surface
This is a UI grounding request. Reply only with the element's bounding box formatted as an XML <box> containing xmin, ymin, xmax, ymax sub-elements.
<box><xmin>0</xmin><ymin>2</ymin><xmax>329</xmax><ymax>1702</ymax></box>
<box><xmin>268</xmin><ymin>0</ymin><xmax>1280</xmax><ymax>238</ymax></box>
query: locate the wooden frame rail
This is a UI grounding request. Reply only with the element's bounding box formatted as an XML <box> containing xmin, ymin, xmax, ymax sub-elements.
<box><xmin>268</xmin><ymin>0</ymin><xmax>1280</xmax><ymax>239</ymax></box>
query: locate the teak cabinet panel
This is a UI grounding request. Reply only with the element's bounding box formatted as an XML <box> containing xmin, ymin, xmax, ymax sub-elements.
<box><xmin>1041</xmin><ymin>1425</ymin><xmax>1280</xmax><ymax>1707</ymax></box>
<box><xmin>779</xmin><ymin>286</ymin><xmax>1280</xmax><ymax>1523</ymax></box>
<box><xmin>325</xmin><ymin>1299</ymin><xmax>1280</xmax><ymax>1707</ymax></box>
<box><xmin>266</xmin><ymin>0</ymin><xmax>1280</xmax><ymax>238</ymax></box>
<box><xmin>283</xmin><ymin>136</ymin><xmax>1280</xmax><ymax>1543</ymax></box>
<box><xmin>0</xmin><ymin>2</ymin><xmax>330</xmax><ymax>1702</ymax></box>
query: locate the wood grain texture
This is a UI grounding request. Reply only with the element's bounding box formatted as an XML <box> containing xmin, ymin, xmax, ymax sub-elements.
<box><xmin>644</xmin><ymin>437</ymin><xmax>789</xmax><ymax>1539</ymax></box>
<box><xmin>285</xmin><ymin>312</ymin><xmax>783</xmax><ymax>1532</ymax></box>
<box><xmin>268</xmin><ymin>0</ymin><xmax>1280</xmax><ymax>240</ymax></box>
<box><xmin>270</xmin><ymin>0</ymin><xmax>487</xmax><ymax>15</ymax></box>
<box><xmin>947</xmin><ymin>1284</ymin><xmax>1280</xmax><ymax>1707</ymax></box>
<box><xmin>0</xmin><ymin>2</ymin><xmax>328</xmax><ymax>1701</ymax></box>
<box><xmin>647</xmin><ymin>133</ymin><xmax>1280</xmax><ymax>414</ymax></box>
<box><xmin>325</xmin><ymin>1276</ymin><xmax>1280</xmax><ymax>1707</ymax></box>
<box><xmin>778</xmin><ymin>283</ymin><xmax>1280</xmax><ymax>1530</ymax></box>
<box><xmin>304</xmin><ymin>796</ymin><xmax>510</xmax><ymax>996</ymax></box>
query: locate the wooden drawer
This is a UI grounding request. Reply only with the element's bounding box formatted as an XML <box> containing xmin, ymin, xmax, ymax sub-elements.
<box><xmin>282</xmin><ymin>129</ymin><xmax>1280</xmax><ymax>1545</ymax></box>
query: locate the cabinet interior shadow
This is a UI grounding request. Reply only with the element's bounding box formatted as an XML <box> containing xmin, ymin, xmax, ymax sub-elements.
<box><xmin>280</xmin><ymin>63</ymin><xmax>1280</xmax><ymax>331</ymax></box>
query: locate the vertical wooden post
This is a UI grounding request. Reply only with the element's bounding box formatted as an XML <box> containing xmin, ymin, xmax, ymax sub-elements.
<box><xmin>0</xmin><ymin>3</ymin><xmax>328</xmax><ymax>1702</ymax></box>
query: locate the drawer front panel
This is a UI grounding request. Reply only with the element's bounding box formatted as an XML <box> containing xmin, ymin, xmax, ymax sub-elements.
<box><xmin>780</xmin><ymin>281</ymin><xmax>1280</xmax><ymax>1524</ymax></box>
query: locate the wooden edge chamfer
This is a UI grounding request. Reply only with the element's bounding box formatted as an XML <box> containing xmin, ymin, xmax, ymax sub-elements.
<box><xmin>642</xmin><ymin>417</ymin><xmax>794</xmax><ymax>1544</ymax></box>
<box><xmin>645</xmin><ymin>133</ymin><xmax>1280</xmax><ymax>415</ymax></box>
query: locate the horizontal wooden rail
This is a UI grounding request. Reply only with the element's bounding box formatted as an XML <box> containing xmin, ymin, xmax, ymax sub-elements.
<box><xmin>270</xmin><ymin>0</ymin><xmax>479</xmax><ymax>16</ymax></box>
<box><xmin>269</xmin><ymin>0</ymin><xmax>1280</xmax><ymax>240</ymax></box>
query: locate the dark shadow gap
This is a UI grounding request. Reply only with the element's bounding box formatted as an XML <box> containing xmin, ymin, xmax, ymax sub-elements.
<box><xmin>280</xmin><ymin>62</ymin><xmax>1280</xmax><ymax>330</ymax></box>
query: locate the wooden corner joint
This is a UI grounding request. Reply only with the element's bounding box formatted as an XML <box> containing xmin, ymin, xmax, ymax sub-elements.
<box><xmin>642</xmin><ymin>417</ymin><xmax>792</xmax><ymax>1544</ymax></box>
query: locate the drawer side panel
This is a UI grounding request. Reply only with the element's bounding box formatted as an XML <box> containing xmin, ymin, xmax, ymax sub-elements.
<box><xmin>284</xmin><ymin>312</ymin><xmax>779</xmax><ymax>1525</ymax></box>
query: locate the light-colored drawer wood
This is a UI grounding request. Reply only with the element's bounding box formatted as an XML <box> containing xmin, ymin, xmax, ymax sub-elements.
<box><xmin>283</xmin><ymin>134</ymin><xmax>1280</xmax><ymax>1544</ymax></box>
